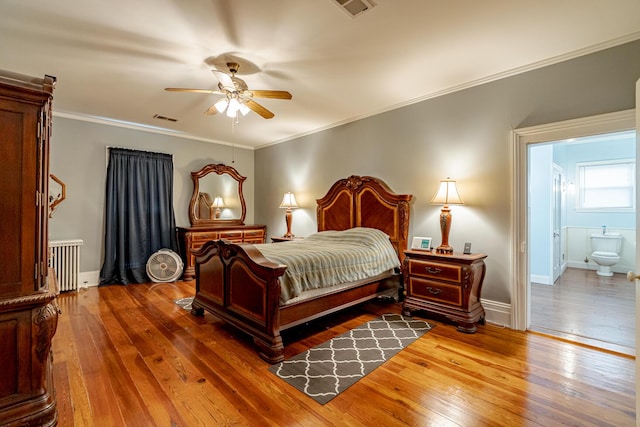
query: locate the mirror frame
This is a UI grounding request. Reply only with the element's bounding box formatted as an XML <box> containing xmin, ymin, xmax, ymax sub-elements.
<box><xmin>189</xmin><ymin>163</ymin><xmax>247</xmax><ymax>226</ymax></box>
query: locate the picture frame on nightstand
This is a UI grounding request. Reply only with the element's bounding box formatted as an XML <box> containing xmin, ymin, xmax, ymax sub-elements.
<box><xmin>411</xmin><ymin>236</ymin><xmax>432</xmax><ymax>251</ymax></box>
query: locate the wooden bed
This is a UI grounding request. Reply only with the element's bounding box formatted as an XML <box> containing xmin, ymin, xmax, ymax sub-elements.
<box><xmin>190</xmin><ymin>175</ymin><xmax>413</xmax><ymax>363</ymax></box>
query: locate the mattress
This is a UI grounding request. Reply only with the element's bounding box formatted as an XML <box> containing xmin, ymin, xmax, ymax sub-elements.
<box><xmin>254</xmin><ymin>227</ymin><xmax>401</xmax><ymax>303</ymax></box>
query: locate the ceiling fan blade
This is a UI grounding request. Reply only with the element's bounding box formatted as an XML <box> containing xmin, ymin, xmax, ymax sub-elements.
<box><xmin>245</xmin><ymin>99</ymin><xmax>275</xmax><ymax>119</ymax></box>
<box><xmin>204</xmin><ymin>104</ymin><xmax>219</xmax><ymax>115</ymax></box>
<box><xmin>250</xmin><ymin>90</ymin><xmax>292</xmax><ymax>100</ymax></box>
<box><xmin>165</xmin><ymin>87</ymin><xmax>223</xmax><ymax>94</ymax></box>
<box><xmin>212</xmin><ymin>70</ymin><xmax>235</xmax><ymax>91</ymax></box>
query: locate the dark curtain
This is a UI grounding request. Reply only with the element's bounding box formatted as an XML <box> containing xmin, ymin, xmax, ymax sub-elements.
<box><xmin>99</xmin><ymin>148</ymin><xmax>178</xmax><ymax>285</ymax></box>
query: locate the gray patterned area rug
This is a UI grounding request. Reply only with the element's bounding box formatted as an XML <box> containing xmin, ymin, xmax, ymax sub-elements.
<box><xmin>269</xmin><ymin>313</ymin><xmax>433</xmax><ymax>404</ymax></box>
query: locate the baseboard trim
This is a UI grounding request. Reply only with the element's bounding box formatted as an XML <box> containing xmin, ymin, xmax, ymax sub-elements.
<box><xmin>566</xmin><ymin>261</ymin><xmax>632</xmax><ymax>274</ymax></box>
<box><xmin>79</xmin><ymin>271</ymin><xmax>100</xmax><ymax>288</ymax></box>
<box><xmin>530</xmin><ymin>274</ymin><xmax>551</xmax><ymax>285</ymax></box>
<box><xmin>482</xmin><ymin>299</ymin><xmax>512</xmax><ymax>328</ymax></box>
<box><xmin>74</xmin><ymin>273</ymin><xmax>515</xmax><ymax>329</ymax></box>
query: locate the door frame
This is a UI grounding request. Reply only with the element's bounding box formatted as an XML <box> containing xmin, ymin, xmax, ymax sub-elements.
<box><xmin>552</xmin><ymin>164</ymin><xmax>563</xmax><ymax>283</ymax></box>
<box><xmin>511</xmin><ymin>109</ymin><xmax>635</xmax><ymax>330</ymax></box>
<box><xmin>634</xmin><ymin>77</ymin><xmax>639</xmax><ymax>420</ymax></box>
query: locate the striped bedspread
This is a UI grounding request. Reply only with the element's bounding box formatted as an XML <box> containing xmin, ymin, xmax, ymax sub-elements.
<box><xmin>254</xmin><ymin>227</ymin><xmax>400</xmax><ymax>303</ymax></box>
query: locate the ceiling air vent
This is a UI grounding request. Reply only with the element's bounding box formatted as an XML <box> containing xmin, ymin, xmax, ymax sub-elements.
<box><xmin>331</xmin><ymin>0</ymin><xmax>376</xmax><ymax>18</ymax></box>
<box><xmin>153</xmin><ymin>114</ymin><xmax>178</xmax><ymax>122</ymax></box>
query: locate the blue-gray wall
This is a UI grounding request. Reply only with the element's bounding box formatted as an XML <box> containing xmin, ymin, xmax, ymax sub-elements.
<box><xmin>254</xmin><ymin>40</ymin><xmax>640</xmax><ymax>305</ymax></box>
<box><xmin>48</xmin><ymin>39</ymin><xmax>640</xmax><ymax>306</ymax></box>
<box><xmin>49</xmin><ymin>117</ymin><xmax>254</xmax><ymax>273</ymax></box>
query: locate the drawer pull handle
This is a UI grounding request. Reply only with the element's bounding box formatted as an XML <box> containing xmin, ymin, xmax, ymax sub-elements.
<box><xmin>426</xmin><ymin>287</ymin><xmax>442</xmax><ymax>295</ymax></box>
<box><xmin>425</xmin><ymin>267</ymin><xmax>442</xmax><ymax>274</ymax></box>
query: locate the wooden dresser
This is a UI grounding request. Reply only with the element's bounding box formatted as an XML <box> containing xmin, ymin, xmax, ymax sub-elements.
<box><xmin>0</xmin><ymin>71</ymin><xmax>59</xmax><ymax>426</ymax></box>
<box><xmin>402</xmin><ymin>250</ymin><xmax>487</xmax><ymax>333</ymax></box>
<box><xmin>177</xmin><ymin>225</ymin><xmax>266</xmax><ymax>280</ymax></box>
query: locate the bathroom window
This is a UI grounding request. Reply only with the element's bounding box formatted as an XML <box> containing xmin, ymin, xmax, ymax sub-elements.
<box><xmin>576</xmin><ymin>159</ymin><xmax>635</xmax><ymax>211</ymax></box>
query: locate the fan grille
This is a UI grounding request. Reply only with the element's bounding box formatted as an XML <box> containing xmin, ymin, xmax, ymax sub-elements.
<box><xmin>146</xmin><ymin>249</ymin><xmax>183</xmax><ymax>283</ymax></box>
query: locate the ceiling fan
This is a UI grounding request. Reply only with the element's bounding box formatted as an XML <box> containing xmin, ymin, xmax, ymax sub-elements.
<box><xmin>165</xmin><ymin>62</ymin><xmax>292</xmax><ymax>120</ymax></box>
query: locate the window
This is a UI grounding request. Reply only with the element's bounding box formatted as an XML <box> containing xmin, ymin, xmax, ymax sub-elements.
<box><xmin>576</xmin><ymin>159</ymin><xmax>635</xmax><ymax>211</ymax></box>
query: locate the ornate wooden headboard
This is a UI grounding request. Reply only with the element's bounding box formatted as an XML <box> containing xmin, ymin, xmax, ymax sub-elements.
<box><xmin>316</xmin><ymin>175</ymin><xmax>413</xmax><ymax>262</ymax></box>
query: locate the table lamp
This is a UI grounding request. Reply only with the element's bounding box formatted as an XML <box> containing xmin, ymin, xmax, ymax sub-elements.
<box><xmin>212</xmin><ymin>196</ymin><xmax>224</xmax><ymax>219</ymax></box>
<box><xmin>279</xmin><ymin>192</ymin><xmax>298</xmax><ymax>238</ymax></box>
<box><xmin>431</xmin><ymin>178</ymin><xmax>463</xmax><ymax>254</ymax></box>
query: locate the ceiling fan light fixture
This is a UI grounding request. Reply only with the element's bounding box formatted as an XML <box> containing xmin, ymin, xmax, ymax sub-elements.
<box><xmin>167</xmin><ymin>61</ymin><xmax>291</xmax><ymax>120</ymax></box>
<box><xmin>214</xmin><ymin>98</ymin><xmax>228</xmax><ymax>113</ymax></box>
<box><xmin>238</xmin><ymin>102</ymin><xmax>250</xmax><ymax>116</ymax></box>
<box><xmin>226</xmin><ymin>97</ymin><xmax>240</xmax><ymax>117</ymax></box>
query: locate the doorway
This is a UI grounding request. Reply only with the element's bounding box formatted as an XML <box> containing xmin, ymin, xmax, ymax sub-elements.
<box><xmin>527</xmin><ymin>132</ymin><xmax>636</xmax><ymax>353</ymax></box>
<box><xmin>511</xmin><ymin>110</ymin><xmax>637</xmax><ymax>353</ymax></box>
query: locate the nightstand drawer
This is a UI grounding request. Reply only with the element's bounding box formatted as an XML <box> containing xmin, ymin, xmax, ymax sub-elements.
<box><xmin>407</xmin><ymin>259</ymin><xmax>462</xmax><ymax>283</ymax></box>
<box><xmin>408</xmin><ymin>277</ymin><xmax>462</xmax><ymax>306</ymax></box>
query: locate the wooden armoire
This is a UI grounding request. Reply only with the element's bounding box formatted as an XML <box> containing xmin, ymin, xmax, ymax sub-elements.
<box><xmin>0</xmin><ymin>71</ymin><xmax>59</xmax><ymax>426</ymax></box>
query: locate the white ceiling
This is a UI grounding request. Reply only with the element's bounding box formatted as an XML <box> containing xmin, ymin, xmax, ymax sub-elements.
<box><xmin>2</xmin><ymin>0</ymin><xmax>640</xmax><ymax>149</ymax></box>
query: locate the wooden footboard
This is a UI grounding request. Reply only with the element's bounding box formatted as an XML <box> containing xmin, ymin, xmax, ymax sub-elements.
<box><xmin>190</xmin><ymin>239</ymin><xmax>400</xmax><ymax>363</ymax></box>
<box><xmin>190</xmin><ymin>239</ymin><xmax>287</xmax><ymax>363</ymax></box>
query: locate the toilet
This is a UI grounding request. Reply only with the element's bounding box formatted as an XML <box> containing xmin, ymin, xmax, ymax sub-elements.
<box><xmin>590</xmin><ymin>233</ymin><xmax>623</xmax><ymax>277</ymax></box>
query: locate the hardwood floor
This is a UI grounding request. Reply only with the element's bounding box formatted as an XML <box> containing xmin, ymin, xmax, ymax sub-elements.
<box><xmin>52</xmin><ymin>281</ymin><xmax>635</xmax><ymax>426</ymax></box>
<box><xmin>530</xmin><ymin>268</ymin><xmax>635</xmax><ymax>355</ymax></box>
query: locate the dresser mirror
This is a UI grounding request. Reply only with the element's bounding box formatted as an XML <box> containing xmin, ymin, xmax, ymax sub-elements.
<box><xmin>189</xmin><ymin>163</ymin><xmax>246</xmax><ymax>226</ymax></box>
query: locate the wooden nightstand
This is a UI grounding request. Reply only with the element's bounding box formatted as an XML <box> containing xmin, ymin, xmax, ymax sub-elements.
<box><xmin>402</xmin><ymin>250</ymin><xmax>487</xmax><ymax>333</ymax></box>
<box><xmin>270</xmin><ymin>236</ymin><xmax>303</xmax><ymax>243</ymax></box>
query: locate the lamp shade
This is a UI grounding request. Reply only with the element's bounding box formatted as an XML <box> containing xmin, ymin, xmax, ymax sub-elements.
<box><xmin>279</xmin><ymin>192</ymin><xmax>298</xmax><ymax>209</ymax></box>
<box><xmin>431</xmin><ymin>178</ymin><xmax>464</xmax><ymax>205</ymax></box>
<box><xmin>212</xmin><ymin>196</ymin><xmax>224</xmax><ymax>207</ymax></box>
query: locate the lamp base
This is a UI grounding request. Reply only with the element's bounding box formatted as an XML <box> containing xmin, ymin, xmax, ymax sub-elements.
<box><xmin>283</xmin><ymin>208</ymin><xmax>294</xmax><ymax>240</ymax></box>
<box><xmin>435</xmin><ymin>245</ymin><xmax>454</xmax><ymax>254</ymax></box>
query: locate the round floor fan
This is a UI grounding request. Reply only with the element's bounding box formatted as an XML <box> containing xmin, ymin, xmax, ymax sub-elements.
<box><xmin>146</xmin><ymin>249</ymin><xmax>184</xmax><ymax>283</ymax></box>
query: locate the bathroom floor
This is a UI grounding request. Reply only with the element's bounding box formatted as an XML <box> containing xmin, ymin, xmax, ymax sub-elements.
<box><xmin>530</xmin><ymin>267</ymin><xmax>635</xmax><ymax>356</ymax></box>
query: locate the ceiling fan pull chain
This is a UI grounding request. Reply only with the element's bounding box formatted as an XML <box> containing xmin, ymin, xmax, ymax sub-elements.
<box><xmin>231</xmin><ymin>119</ymin><xmax>236</xmax><ymax>163</ymax></box>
